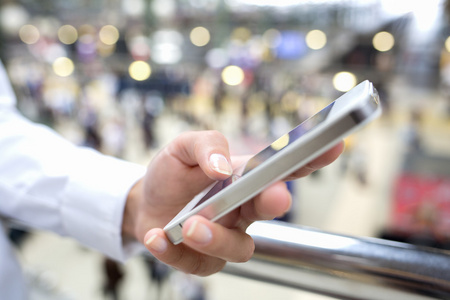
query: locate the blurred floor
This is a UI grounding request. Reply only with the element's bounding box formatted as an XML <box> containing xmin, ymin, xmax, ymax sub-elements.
<box><xmin>14</xmin><ymin>78</ymin><xmax>450</xmax><ymax>300</ymax></box>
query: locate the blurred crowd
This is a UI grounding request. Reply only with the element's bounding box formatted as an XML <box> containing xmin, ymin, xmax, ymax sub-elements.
<box><xmin>2</xmin><ymin>0</ymin><xmax>450</xmax><ymax>299</ymax></box>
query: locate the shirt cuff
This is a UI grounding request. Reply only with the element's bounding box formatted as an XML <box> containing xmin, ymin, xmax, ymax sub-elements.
<box><xmin>60</xmin><ymin>147</ymin><xmax>146</xmax><ymax>262</ymax></box>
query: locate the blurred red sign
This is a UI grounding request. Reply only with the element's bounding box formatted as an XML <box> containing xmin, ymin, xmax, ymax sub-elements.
<box><xmin>391</xmin><ymin>173</ymin><xmax>450</xmax><ymax>241</ymax></box>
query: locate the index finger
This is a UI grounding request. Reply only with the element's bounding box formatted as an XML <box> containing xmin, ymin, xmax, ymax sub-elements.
<box><xmin>167</xmin><ymin>130</ymin><xmax>233</xmax><ymax>181</ymax></box>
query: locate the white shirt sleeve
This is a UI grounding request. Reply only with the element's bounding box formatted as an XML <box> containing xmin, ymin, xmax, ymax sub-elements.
<box><xmin>0</xmin><ymin>63</ymin><xmax>146</xmax><ymax>261</ymax></box>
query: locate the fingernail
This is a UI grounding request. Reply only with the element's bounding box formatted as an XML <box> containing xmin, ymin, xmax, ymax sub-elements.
<box><xmin>187</xmin><ymin>220</ymin><xmax>212</xmax><ymax>245</ymax></box>
<box><xmin>209</xmin><ymin>153</ymin><xmax>233</xmax><ymax>176</ymax></box>
<box><xmin>145</xmin><ymin>234</ymin><xmax>168</xmax><ymax>253</ymax></box>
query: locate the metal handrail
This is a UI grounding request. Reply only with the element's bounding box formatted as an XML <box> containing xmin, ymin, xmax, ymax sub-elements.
<box><xmin>223</xmin><ymin>221</ymin><xmax>450</xmax><ymax>300</ymax></box>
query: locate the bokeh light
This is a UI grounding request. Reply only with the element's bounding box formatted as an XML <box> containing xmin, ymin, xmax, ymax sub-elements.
<box><xmin>373</xmin><ymin>31</ymin><xmax>395</xmax><ymax>52</ymax></box>
<box><xmin>305</xmin><ymin>29</ymin><xmax>327</xmax><ymax>50</ymax></box>
<box><xmin>333</xmin><ymin>71</ymin><xmax>357</xmax><ymax>92</ymax></box>
<box><xmin>52</xmin><ymin>57</ymin><xmax>74</xmax><ymax>77</ymax></box>
<box><xmin>129</xmin><ymin>61</ymin><xmax>152</xmax><ymax>81</ymax></box>
<box><xmin>99</xmin><ymin>25</ymin><xmax>120</xmax><ymax>45</ymax></box>
<box><xmin>151</xmin><ymin>0</ymin><xmax>176</xmax><ymax>18</ymax></box>
<box><xmin>190</xmin><ymin>26</ymin><xmax>211</xmax><ymax>47</ymax></box>
<box><xmin>445</xmin><ymin>36</ymin><xmax>450</xmax><ymax>52</ymax></box>
<box><xmin>19</xmin><ymin>24</ymin><xmax>40</xmax><ymax>44</ymax></box>
<box><xmin>231</xmin><ymin>27</ymin><xmax>252</xmax><ymax>42</ymax></box>
<box><xmin>262</xmin><ymin>29</ymin><xmax>282</xmax><ymax>49</ymax></box>
<box><xmin>221</xmin><ymin>65</ymin><xmax>244</xmax><ymax>86</ymax></box>
<box><xmin>151</xmin><ymin>30</ymin><xmax>183</xmax><ymax>64</ymax></box>
<box><xmin>58</xmin><ymin>25</ymin><xmax>78</xmax><ymax>45</ymax></box>
<box><xmin>0</xmin><ymin>4</ymin><xmax>29</xmax><ymax>36</ymax></box>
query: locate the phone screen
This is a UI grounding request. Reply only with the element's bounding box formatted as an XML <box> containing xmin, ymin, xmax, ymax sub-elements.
<box><xmin>192</xmin><ymin>102</ymin><xmax>335</xmax><ymax>211</ymax></box>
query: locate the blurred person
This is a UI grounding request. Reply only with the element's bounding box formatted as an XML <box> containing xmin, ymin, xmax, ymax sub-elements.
<box><xmin>144</xmin><ymin>256</ymin><xmax>171</xmax><ymax>300</ymax></box>
<box><xmin>0</xmin><ymin>60</ymin><xmax>344</xmax><ymax>299</ymax></box>
<box><xmin>103</xmin><ymin>257</ymin><xmax>124</xmax><ymax>300</ymax></box>
<box><xmin>403</xmin><ymin>109</ymin><xmax>423</xmax><ymax>153</ymax></box>
<box><xmin>78</xmin><ymin>104</ymin><xmax>102</xmax><ymax>150</ymax></box>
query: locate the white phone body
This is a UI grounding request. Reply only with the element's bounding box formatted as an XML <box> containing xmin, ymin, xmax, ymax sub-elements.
<box><xmin>164</xmin><ymin>80</ymin><xmax>382</xmax><ymax>244</ymax></box>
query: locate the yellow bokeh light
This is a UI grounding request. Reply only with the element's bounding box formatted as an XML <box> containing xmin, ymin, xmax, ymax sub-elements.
<box><xmin>53</xmin><ymin>57</ymin><xmax>75</xmax><ymax>77</ymax></box>
<box><xmin>305</xmin><ymin>29</ymin><xmax>327</xmax><ymax>50</ymax></box>
<box><xmin>373</xmin><ymin>31</ymin><xmax>395</xmax><ymax>52</ymax></box>
<box><xmin>333</xmin><ymin>72</ymin><xmax>357</xmax><ymax>92</ymax></box>
<box><xmin>271</xmin><ymin>134</ymin><xmax>290</xmax><ymax>151</ymax></box>
<box><xmin>190</xmin><ymin>26</ymin><xmax>211</xmax><ymax>47</ymax></box>
<box><xmin>58</xmin><ymin>25</ymin><xmax>78</xmax><ymax>45</ymax></box>
<box><xmin>445</xmin><ymin>36</ymin><xmax>450</xmax><ymax>52</ymax></box>
<box><xmin>19</xmin><ymin>24</ymin><xmax>40</xmax><ymax>45</ymax></box>
<box><xmin>231</xmin><ymin>27</ymin><xmax>252</xmax><ymax>42</ymax></box>
<box><xmin>99</xmin><ymin>25</ymin><xmax>120</xmax><ymax>45</ymax></box>
<box><xmin>129</xmin><ymin>61</ymin><xmax>151</xmax><ymax>81</ymax></box>
<box><xmin>221</xmin><ymin>65</ymin><xmax>244</xmax><ymax>86</ymax></box>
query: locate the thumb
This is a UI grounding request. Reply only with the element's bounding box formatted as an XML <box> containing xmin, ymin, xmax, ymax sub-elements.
<box><xmin>170</xmin><ymin>130</ymin><xmax>233</xmax><ymax>180</ymax></box>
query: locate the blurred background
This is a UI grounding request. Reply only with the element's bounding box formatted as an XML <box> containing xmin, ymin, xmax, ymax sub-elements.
<box><xmin>1</xmin><ymin>0</ymin><xmax>450</xmax><ymax>299</ymax></box>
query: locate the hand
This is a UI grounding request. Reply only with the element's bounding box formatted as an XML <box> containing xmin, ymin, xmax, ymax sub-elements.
<box><xmin>123</xmin><ymin>130</ymin><xmax>344</xmax><ymax>276</ymax></box>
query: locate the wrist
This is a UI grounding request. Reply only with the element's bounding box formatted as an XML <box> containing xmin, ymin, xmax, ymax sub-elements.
<box><xmin>122</xmin><ymin>178</ymin><xmax>144</xmax><ymax>241</ymax></box>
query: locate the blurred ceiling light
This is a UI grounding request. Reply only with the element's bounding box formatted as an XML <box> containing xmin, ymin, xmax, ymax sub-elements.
<box><xmin>129</xmin><ymin>61</ymin><xmax>152</xmax><ymax>81</ymax></box>
<box><xmin>122</xmin><ymin>0</ymin><xmax>145</xmax><ymax>17</ymax></box>
<box><xmin>58</xmin><ymin>25</ymin><xmax>78</xmax><ymax>45</ymax></box>
<box><xmin>222</xmin><ymin>65</ymin><xmax>244</xmax><ymax>86</ymax></box>
<box><xmin>152</xmin><ymin>30</ymin><xmax>183</xmax><ymax>64</ymax></box>
<box><xmin>151</xmin><ymin>0</ymin><xmax>176</xmax><ymax>18</ymax></box>
<box><xmin>206</xmin><ymin>48</ymin><xmax>229</xmax><ymax>69</ymax></box>
<box><xmin>153</xmin><ymin>30</ymin><xmax>183</xmax><ymax>45</ymax></box>
<box><xmin>262</xmin><ymin>29</ymin><xmax>282</xmax><ymax>49</ymax></box>
<box><xmin>410</xmin><ymin>0</ymin><xmax>441</xmax><ymax>33</ymax></box>
<box><xmin>373</xmin><ymin>31</ymin><xmax>395</xmax><ymax>52</ymax></box>
<box><xmin>333</xmin><ymin>72</ymin><xmax>357</xmax><ymax>92</ymax></box>
<box><xmin>305</xmin><ymin>29</ymin><xmax>327</xmax><ymax>50</ymax></box>
<box><xmin>152</xmin><ymin>44</ymin><xmax>182</xmax><ymax>64</ymax></box>
<box><xmin>19</xmin><ymin>24</ymin><xmax>40</xmax><ymax>44</ymax></box>
<box><xmin>382</xmin><ymin>0</ymin><xmax>441</xmax><ymax>37</ymax></box>
<box><xmin>99</xmin><ymin>25</ymin><xmax>120</xmax><ymax>45</ymax></box>
<box><xmin>190</xmin><ymin>26</ymin><xmax>211</xmax><ymax>47</ymax></box>
<box><xmin>0</xmin><ymin>4</ymin><xmax>29</xmax><ymax>35</ymax></box>
<box><xmin>53</xmin><ymin>57</ymin><xmax>74</xmax><ymax>77</ymax></box>
<box><xmin>380</xmin><ymin>0</ymin><xmax>414</xmax><ymax>16</ymax></box>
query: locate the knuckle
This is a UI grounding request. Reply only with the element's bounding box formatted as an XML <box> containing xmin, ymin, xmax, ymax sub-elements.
<box><xmin>204</xmin><ymin>130</ymin><xmax>227</xmax><ymax>144</ymax></box>
<box><xmin>188</xmin><ymin>256</ymin><xmax>226</xmax><ymax>277</ymax></box>
<box><xmin>188</xmin><ymin>256</ymin><xmax>206</xmax><ymax>275</ymax></box>
<box><xmin>238</xmin><ymin>239</ymin><xmax>255</xmax><ymax>262</ymax></box>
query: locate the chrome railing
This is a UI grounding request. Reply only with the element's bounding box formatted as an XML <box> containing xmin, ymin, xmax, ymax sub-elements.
<box><xmin>223</xmin><ymin>221</ymin><xmax>450</xmax><ymax>300</ymax></box>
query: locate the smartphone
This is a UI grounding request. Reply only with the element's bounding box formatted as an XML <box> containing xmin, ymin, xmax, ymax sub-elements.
<box><xmin>164</xmin><ymin>80</ymin><xmax>381</xmax><ymax>244</ymax></box>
